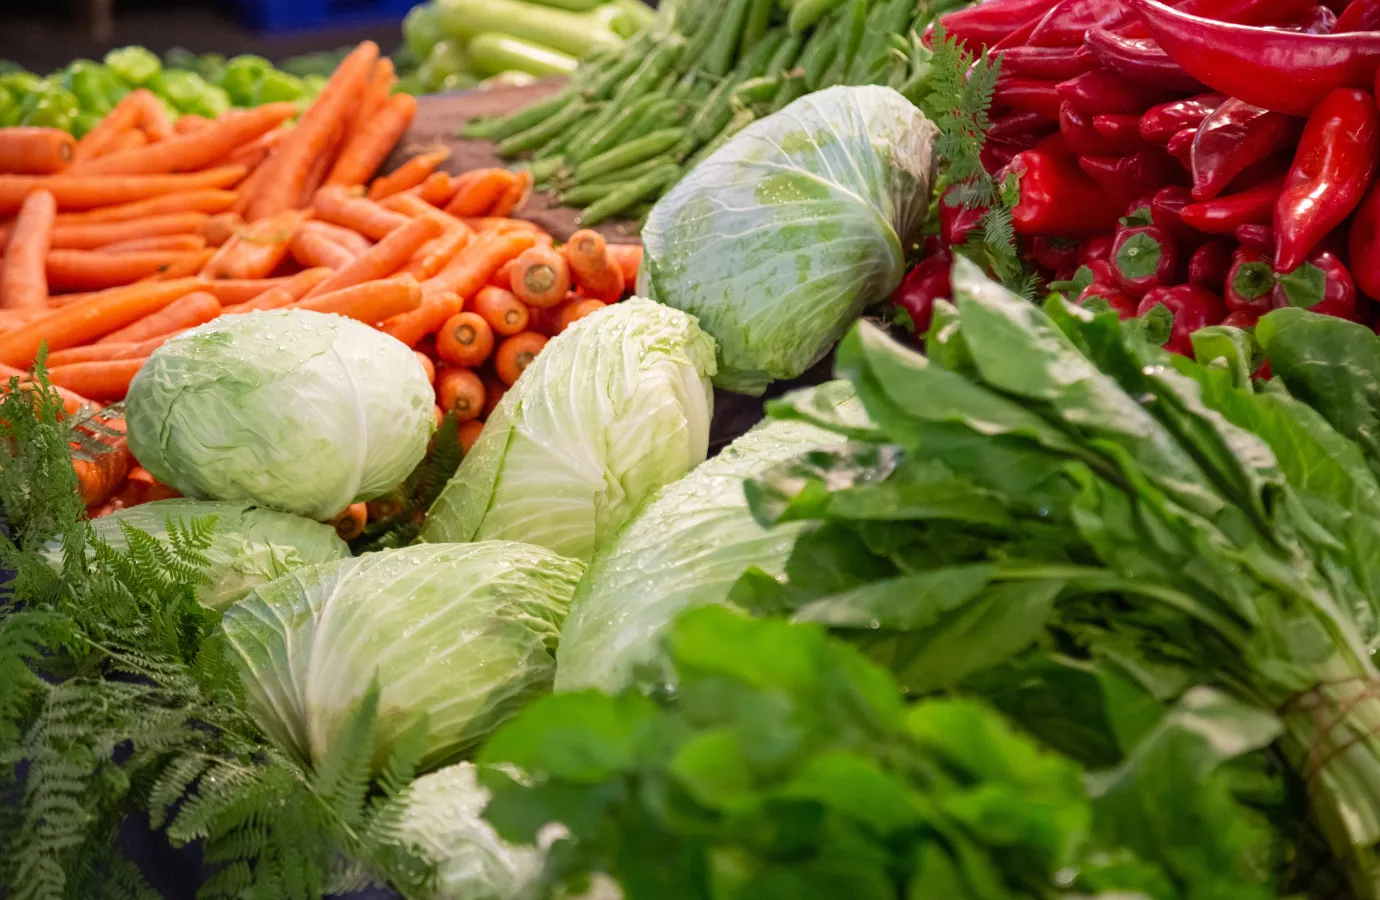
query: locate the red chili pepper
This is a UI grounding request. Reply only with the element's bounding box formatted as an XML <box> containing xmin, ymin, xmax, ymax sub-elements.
<box><xmin>1083</xmin><ymin>28</ymin><xmax>1206</xmax><ymax>90</ymax></box>
<box><xmin>1157</xmin><ymin>0</ymin><xmax>1317</xmax><ymax>25</ymax></box>
<box><xmin>939</xmin><ymin>186</ymin><xmax>989</xmax><ymax>246</ymax></box>
<box><xmin>1079</xmin><ymin>149</ymin><xmax>1183</xmax><ymax>206</ymax></box>
<box><xmin>1139</xmin><ymin>94</ymin><xmax>1225</xmax><ymax>144</ymax></box>
<box><xmin>1166</xmin><ymin>128</ymin><xmax>1196</xmax><ymax>169</ymax></box>
<box><xmin>1007</xmin><ymin>149</ymin><xmax>1122</xmax><ymax>236</ymax></box>
<box><xmin>1150</xmin><ymin>185</ymin><xmax>1203</xmax><ymax>245</ymax></box>
<box><xmin>991</xmin><ymin>15</ymin><xmax>1045</xmax><ymax>49</ymax></box>
<box><xmin>1189</xmin><ymin>99</ymin><xmax>1297</xmax><ymax>201</ymax></box>
<box><xmin>1057</xmin><ymin>67</ymin><xmax>1174</xmax><ymax>115</ymax></box>
<box><xmin>1235</xmin><ymin>223</ymin><xmax>1274</xmax><ymax>250</ymax></box>
<box><xmin>1029</xmin><ymin>0</ymin><xmax>1132</xmax><ymax>45</ymax></box>
<box><xmin>989</xmin><ymin>110</ymin><xmax>1058</xmax><ymax>147</ymax></box>
<box><xmin>995</xmin><ymin>76</ymin><xmax>1065</xmax><ymax>120</ymax></box>
<box><xmin>890</xmin><ymin>251</ymin><xmax>952</xmax><ymax>336</ymax></box>
<box><xmin>1225</xmin><ymin>246</ymin><xmax>1278</xmax><ymax>312</ymax></box>
<box><xmin>1274</xmin><ymin>88</ymin><xmax>1379</xmax><ymax>271</ymax></box>
<box><xmin>1060</xmin><ymin>103</ymin><xmax>1121</xmax><ymax>155</ymax></box>
<box><xmin>1348</xmin><ymin>178</ymin><xmax>1380</xmax><ymax>299</ymax></box>
<box><xmin>1111</xmin><ymin>222</ymin><xmax>1180</xmax><ymax>295</ymax></box>
<box><xmin>998</xmin><ymin>45</ymin><xmax>1099</xmax><ymax>78</ymax></box>
<box><xmin>1031</xmin><ymin>235</ymin><xmax>1083</xmax><ymax>271</ymax></box>
<box><xmin>1337</xmin><ymin>0</ymin><xmax>1380</xmax><ymax>30</ymax></box>
<box><xmin>1137</xmin><ymin>283</ymin><xmax>1228</xmax><ymax>354</ymax></box>
<box><xmin>1079</xmin><ymin>234</ymin><xmax>1116</xmax><ymax>265</ymax></box>
<box><xmin>1131</xmin><ymin>0</ymin><xmax>1380</xmax><ymax>115</ymax></box>
<box><xmin>1188</xmin><ymin>239</ymin><xmax>1234</xmax><ymax>290</ymax></box>
<box><xmin>1277</xmin><ymin>4</ymin><xmax>1339</xmax><ymax>30</ymax></box>
<box><xmin>1092</xmin><ymin>113</ymin><xmax>1148</xmax><ymax>152</ymax></box>
<box><xmin>1078</xmin><ymin>281</ymin><xmax>1140</xmax><ymax>317</ymax></box>
<box><xmin>931</xmin><ymin>0</ymin><xmax>1063</xmax><ymax>47</ymax></box>
<box><xmin>1179</xmin><ymin>176</ymin><xmax>1284</xmax><ymax>233</ymax></box>
<box><xmin>1272</xmin><ymin>249</ymin><xmax>1362</xmax><ymax>318</ymax></box>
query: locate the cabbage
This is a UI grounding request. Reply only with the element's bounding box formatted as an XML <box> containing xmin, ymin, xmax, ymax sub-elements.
<box><xmin>555</xmin><ymin>381</ymin><xmax>868</xmax><ymax>693</ymax></box>
<box><xmin>46</xmin><ymin>499</ymin><xmax>349</xmax><ymax>610</ymax></box>
<box><xmin>126</xmin><ymin>310</ymin><xmax>434</xmax><ymax>521</ymax></box>
<box><xmin>422</xmin><ymin>299</ymin><xmax>716</xmax><ymax>562</ymax></box>
<box><xmin>220</xmin><ymin>542</ymin><xmax>584</xmax><ymax>768</ymax></box>
<box><xmin>638</xmin><ymin>85</ymin><xmax>938</xmax><ymax>396</ymax></box>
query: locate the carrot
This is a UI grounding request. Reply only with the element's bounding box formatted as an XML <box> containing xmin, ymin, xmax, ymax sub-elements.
<box><xmin>290</xmin><ymin>227</ymin><xmax>356</xmax><ymax>270</ymax></box>
<box><xmin>489</xmin><ymin>257</ymin><xmax>521</xmax><ymax>290</ymax></box>
<box><xmin>133</xmin><ymin>92</ymin><xmax>174</xmax><ymax>142</ymax></box>
<box><xmin>0</xmin><ymin>128</ymin><xmax>76</xmax><ymax>174</ymax></box>
<box><xmin>0</xmin><ymin>361</ymin><xmax>99</xmax><ymax>413</ymax></box>
<box><xmin>415</xmin><ymin>351</ymin><xmax>435</xmax><ymax>383</ymax></box>
<box><xmin>174</xmin><ymin>114</ymin><xmax>211</xmax><ymax>135</ymax></box>
<box><xmin>2</xmin><ymin>190</ymin><xmax>56</xmax><ymax>310</ymax></box>
<box><xmin>99</xmin><ymin>234</ymin><xmax>207</xmax><ymax>254</ymax></box>
<box><xmin>313</xmin><ymin>185</ymin><xmax>410</xmax><ymax>240</ymax></box>
<box><xmin>199</xmin><ymin>276</ymin><xmax>296</xmax><ymax>306</ymax></box>
<box><xmin>40</xmin><ymin>212</ymin><xmax>210</xmax><ymax>251</ymax></box>
<box><xmin>198</xmin><ymin>212</ymin><xmax>244</xmax><ymax>247</ymax></box>
<box><xmin>47</xmin><ymin>358</ymin><xmax>147</xmax><ymax>400</ymax></box>
<box><xmin>77</xmin><ymin>103</ymin><xmax>298</xmax><ymax>177</ymax></box>
<box><xmin>0</xmin><ymin>309</ymin><xmax>45</xmax><ymax>331</ymax></box>
<box><xmin>71</xmin><ymin>417</ymin><xmax>131</xmax><ymax>506</ymax></box>
<box><xmin>423</xmin><ymin>230</ymin><xmax>537</xmax><ymax>300</ymax></box>
<box><xmin>327</xmin><ymin>92</ymin><xmax>418</xmax><ymax>189</ymax></box>
<box><xmin>299</xmin><ymin>122</ymin><xmax>344</xmax><ymax>209</ymax></box>
<box><xmin>379</xmin><ymin>291</ymin><xmax>462</xmax><ymax>347</ymax></box>
<box><xmin>247</xmin><ymin>41</ymin><xmax>379</xmax><ymax>220</ymax></box>
<box><xmin>48</xmin><ymin>248</ymin><xmax>204</xmax><ymax>291</ymax></box>
<box><xmin>494</xmin><ymin>332</ymin><xmax>547</xmax><ymax>386</ymax></box>
<box><xmin>0</xmin><ymin>166</ymin><xmax>247</xmax><ymax>214</ymax></box>
<box><xmin>607</xmin><ymin>243</ymin><xmax>643</xmax><ymax>291</ymax></box>
<box><xmin>105</xmin><ymin>129</ymin><xmax>149</xmax><ymax>155</ymax></box>
<box><xmin>479</xmin><ymin>373</ymin><xmax>504</xmax><ymax>417</ymax></box>
<box><xmin>49</xmin><ymin>190</ymin><xmax>237</xmax><ymax>226</ymax></box>
<box><xmin>565</xmin><ymin>229</ymin><xmax>625</xmax><ymax>302</ymax></box>
<box><xmin>488</xmin><ymin>168</ymin><xmax>533</xmax><ymax>218</ymax></box>
<box><xmin>74</xmin><ymin>91</ymin><xmax>148</xmax><ymax>163</ymax></box>
<box><xmin>462</xmin><ymin>217</ymin><xmax>543</xmax><ymax>233</ymax></box>
<box><xmin>380</xmin><ymin>190</ymin><xmax>465</xmax><ymax>231</ymax></box>
<box><xmin>509</xmin><ymin>245</ymin><xmax>570</xmax><ymax>309</ymax></box>
<box><xmin>458</xmin><ymin>418</ymin><xmax>485</xmax><ymax>452</ymax></box>
<box><xmin>223</xmin><ymin>125</ymin><xmax>286</xmax><ymax>170</ymax></box>
<box><xmin>435</xmin><ymin>311</ymin><xmax>494</xmax><ymax>367</ymax></box>
<box><xmin>444</xmin><ymin>168</ymin><xmax>519</xmax><ymax>217</ymax></box>
<box><xmin>48</xmin><ymin>342</ymin><xmax>136</xmax><ymax>365</ymax></box>
<box><xmin>471</xmin><ymin>286</ymin><xmax>529</xmax><ymax>336</ymax></box>
<box><xmin>304</xmin><ymin>215</ymin><xmax>442</xmax><ymax>298</ymax></box>
<box><xmin>231</xmin><ymin>151</ymin><xmax>277</xmax><ymax>217</ymax></box>
<box><xmin>403</xmin><ymin>227</ymin><xmax>471</xmax><ymax>280</ymax></box>
<box><xmin>416</xmin><ymin>172</ymin><xmax>458</xmax><ymax>207</ymax></box>
<box><xmin>346</xmin><ymin>58</ymin><xmax>396</xmax><ymax>148</ymax></box>
<box><xmin>331</xmin><ymin>502</ymin><xmax>367</xmax><ymax>540</ymax></box>
<box><xmin>370</xmin><ymin>150</ymin><xmax>450</xmax><ymax>200</ymax></box>
<box><xmin>294</xmin><ymin>275</ymin><xmax>422</xmax><ymax>323</ymax></box>
<box><xmin>98</xmin><ymin>290</ymin><xmax>220</xmax><ymax>344</ymax></box>
<box><xmin>220</xmin><ymin>267</ymin><xmax>334</xmax><ymax>314</ymax></box>
<box><xmin>146</xmin><ymin>248</ymin><xmax>216</xmax><ymax>281</ymax></box>
<box><xmin>558</xmin><ymin>298</ymin><xmax>607</xmax><ymax>333</ymax></box>
<box><xmin>202</xmin><ymin>208</ymin><xmax>309</xmax><ymax>280</ymax></box>
<box><xmin>436</xmin><ymin>367</ymin><xmax>485</xmax><ymax>421</ymax></box>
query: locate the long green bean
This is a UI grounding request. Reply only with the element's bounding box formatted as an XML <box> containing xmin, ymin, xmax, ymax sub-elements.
<box><xmin>580</xmin><ymin>164</ymin><xmax>680</xmax><ymax>226</ymax></box>
<box><xmin>576</xmin><ymin>128</ymin><xmax>687</xmax><ymax>182</ymax></box>
<box><xmin>496</xmin><ymin>100</ymin><xmax>592</xmax><ymax>157</ymax></box>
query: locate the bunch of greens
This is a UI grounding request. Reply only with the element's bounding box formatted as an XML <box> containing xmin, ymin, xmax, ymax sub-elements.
<box><xmin>722</xmin><ymin>257</ymin><xmax>1380</xmax><ymax>897</ymax></box>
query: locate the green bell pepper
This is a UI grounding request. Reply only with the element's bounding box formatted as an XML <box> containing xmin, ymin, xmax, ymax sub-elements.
<box><xmin>150</xmin><ymin>70</ymin><xmax>230</xmax><ymax>118</ymax></box>
<box><xmin>17</xmin><ymin>84</ymin><xmax>80</xmax><ymax>130</ymax></box>
<box><xmin>62</xmin><ymin>60</ymin><xmax>129</xmax><ymax>116</ymax></box>
<box><xmin>104</xmin><ymin>46</ymin><xmax>161</xmax><ymax>86</ymax></box>
<box><xmin>72</xmin><ymin>111</ymin><xmax>103</xmax><ymax>138</ymax></box>
<box><xmin>250</xmin><ymin>69</ymin><xmax>305</xmax><ymax>105</ymax></box>
<box><xmin>418</xmin><ymin>40</ymin><xmax>469</xmax><ymax>91</ymax></box>
<box><xmin>404</xmin><ymin>3</ymin><xmax>447</xmax><ymax>59</ymax></box>
<box><xmin>218</xmin><ymin>54</ymin><xmax>272</xmax><ymax>106</ymax></box>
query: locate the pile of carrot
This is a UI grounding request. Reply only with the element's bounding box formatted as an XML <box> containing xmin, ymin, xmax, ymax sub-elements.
<box><xmin>0</xmin><ymin>39</ymin><xmax>644</xmax><ymax>526</ymax></box>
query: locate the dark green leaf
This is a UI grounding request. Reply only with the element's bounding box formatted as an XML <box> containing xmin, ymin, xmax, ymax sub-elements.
<box><xmin>1275</xmin><ymin>262</ymin><xmax>1326</xmax><ymax>309</ymax></box>
<box><xmin>1113</xmin><ymin>231</ymin><xmax>1162</xmax><ymax>280</ymax></box>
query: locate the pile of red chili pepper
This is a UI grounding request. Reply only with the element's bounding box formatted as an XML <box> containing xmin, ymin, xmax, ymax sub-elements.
<box><xmin>893</xmin><ymin>0</ymin><xmax>1380</xmax><ymax>355</ymax></box>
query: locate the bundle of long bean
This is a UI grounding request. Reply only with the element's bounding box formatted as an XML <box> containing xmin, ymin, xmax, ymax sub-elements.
<box><xmin>462</xmin><ymin>0</ymin><xmax>960</xmax><ymax>225</ymax></box>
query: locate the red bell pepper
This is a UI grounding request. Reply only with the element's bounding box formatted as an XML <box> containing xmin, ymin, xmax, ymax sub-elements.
<box><xmin>1139</xmin><ymin>94</ymin><xmax>1224</xmax><ymax>143</ymax></box>
<box><xmin>1079</xmin><ymin>233</ymin><xmax>1116</xmax><ymax>265</ymax></box>
<box><xmin>890</xmin><ymin>251</ymin><xmax>952</xmax><ymax>336</ymax></box>
<box><xmin>1235</xmin><ymin>223</ymin><xmax>1274</xmax><ymax>250</ymax></box>
<box><xmin>1131</xmin><ymin>0</ymin><xmax>1380</xmax><ymax>115</ymax></box>
<box><xmin>1007</xmin><ymin>149</ymin><xmax>1122</xmax><ymax>235</ymax></box>
<box><xmin>1111</xmin><ymin>222</ymin><xmax>1180</xmax><ymax>295</ymax></box>
<box><xmin>1078</xmin><ymin>281</ymin><xmax>1140</xmax><ymax>317</ymax></box>
<box><xmin>1029</xmin><ymin>0</ymin><xmax>1132</xmax><ymax>45</ymax></box>
<box><xmin>1272</xmin><ymin>249</ymin><xmax>1362</xmax><ymax>319</ymax></box>
<box><xmin>931</xmin><ymin>0</ymin><xmax>1062</xmax><ymax>47</ymax></box>
<box><xmin>1137</xmin><ymin>283</ymin><xmax>1228</xmax><ymax>354</ymax></box>
<box><xmin>1083</xmin><ymin>28</ymin><xmax>1206</xmax><ymax>90</ymax></box>
<box><xmin>1031</xmin><ymin>235</ymin><xmax>1082</xmax><ymax>271</ymax></box>
<box><xmin>981</xmin><ymin>144</ymin><xmax>1021</xmax><ymax>174</ymax></box>
<box><xmin>1057</xmin><ymin>68</ymin><xmax>1173</xmax><ymax>115</ymax></box>
<box><xmin>1179</xmin><ymin>176</ymin><xmax>1284</xmax><ymax>233</ymax></box>
<box><xmin>1188</xmin><ymin>239</ymin><xmax>1235</xmax><ymax>291</ymax></box>
<box><xmin>997</xmin><ymin>45</ymin><xmax>1099</xmax><ymax>78</ymax></box>
<box><xmin>1079</xmin><ymin>149</ymin><xmax>1183</xmax><ymax>206</ymax></box>
<box><xmin>1092</xmin><ymin>113</ymin><xmax>1150</xmax><ymax>152</ymax></box>
<box><xmin>1225</xmin><ymin>246</ymin><xmax>1278</xmax><ymax>312</ymax></box>
<box><xmin>1336</xmin><ymin>0</ymin><xmax>1380</xmax><ymax>30</ymax></box>
<box><xmin>1221</xmin><ymin>309</ymin><xmax>1263</xmax><ymax>328</ymax></box>
<box><xmin>995</xmin><ymin>76</ymin><xmax>1065</xmax><ymax>120</ymax></box>
<box><xmin>1166</xmin><ymin>128</ymin><xmax>1196</xmax><ymax>169</ymax></box>
<box><xmin>1150</xmin><ymin>185</ymin><xmax>1205</xmax><ymax>247</ymax></box>
<box><xmin>1060</xmin><ymin>103</ymin><xmax>1120</xmax><ymax>155</ymax></box>
<box><xmin>1274</xmin><ymin>87</ymin><xmax>1379</xmax><ymax>271</ymax></box>
<box><xmin>1189</xmin><ymin>99</ymin><xmax>1297</xmax><ymax>201</ymax></box>
<box><xmin>1348</xmin><ymin>177</ymin><xmax>1380</xmax><ymax>299</ymax></box>
<box><xmin>939</xmin><ymin>186</ymin><xmax>988</xmax><ymax>246</ymax></box>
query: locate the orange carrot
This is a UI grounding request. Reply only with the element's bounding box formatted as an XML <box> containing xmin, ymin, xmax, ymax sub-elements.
<box><xmin>458</xmin><ymin>418</ymin><xmax>484</xmax><ymax>452</ymax></box>
<box><xmin>98</xmin><ymin>234</ymin><xmax>207</xmax><ymax>254</ymax></box>
<box><xmin>220</xmin><ymin>267</ymin><xmax>334</xmax><ymax>314</ymax></box>
<box><xmin>0</xmin><ymin>278</ymin><xmax>207</xmax><ymax>365</ymax></box>
<box><xmin>481</xmin><ymin>373</ymin><xmax>506</xmax><ymax>417</ymax></box>
<box><xmin>298</xmin><ymin>122</ymin><xmax>344</xmax><ymax>209</ymax></box>
<box><xmin>0</xmin><ymin>361</ymin><xmax>99</xmax><ymax>413</ymax></box>
<box><xmin>146</xmin><ymin>248</ymin><xmax>216</xmax><ymax>281</ymax></box>
<box><xmin>98</xmin><ymin>290</ymin><xmax>220</xmax><ymax>343</ymax></box>
<box><xmin>2</xmin><ymin>190</ymin><xmax>56</xmax><ymax>310</ymax></box>
<box><xmin>557</xmin><ymin>298</ymin><xmax>607</xmax><ymax>333</ymax></box>
<box><xmin>379</xmin><ymin>290</ymin><xmax>462</xmax><ymax>347</ymax></box>
<box><xmin>403</xmin><ymin>227</ymin><xmax>471</xmax><ymax>280</ymax></box>
<box><xmin>423</xmin><ymin>230</ymin><xmax>537</xmax><ymax>300</ymax></box>
<box><xmin>380</xmin><ymin>190</ymin><xmax>465</xmax><ymax>231</ymax></box>
<box><xmin>223</xmin><ymin>125</ymin><xmax>286</xmax><ymax>170</ymax></box>
<box><xmin>247</xmin><ymin>41</ymin><xmax>379</xmax><ymax>220</ymax></box>
<box><xmin>74</xmin><ymin>90</ymin><xmax>150</xmax><ymax>163</ymax></box>
<box><xmin>436</xmin><ymin>367</ymin><xmax>485</xmax><ymax>421</ymax></box>
<box><xmin>71</xmin><ymin>416</ymin><xmax>131</xmax><ymax>506</ymax></box>
<box><xmin>47</xmin><ymin>358</ymin><xmax>147</xmax><ymax>400</ymax></box>
<box><xmin>345</xmin><ymin>58</ymin><xmax>396</xmax><ymax>149</ymax></box>
<box><xmin>201</xmin><ymin>208</ymin><xmax>309</xmax><ymax>280</ymax></box>
<box><xmin>331</xmin><ymin>502</ymin><xmax>367</xmax><ymax>540</ymax></box>
<box><xmin>104</xmin><ymin>129</ymin><xmax>149</xmax><ymax>155</ymax></box>
<box><xmin>313</xmin><ymin>185</ymin><xmax>410</xmax><ymax>239</ymax></box>
<box><xmin>48</xmin><ymin>342</ymin><xmax>137</xmax><ymax>365</ymax></box>
<box><xmin>300</xmin><ymin>219</ymin><xmax>373</xmax><ymax>256</ymax></box>
<box><xmin>133</xmin><ymin>92</ymin><xmax>173</xmax><ymax>142</ymax></box>
<box><xmin>0</xmin><ymin>309</ymin><xmax>45</xmax><ymax>331</ymax></box>
<box><xmin>290</xmin><ymin>227</ymin><xmax>356</xmax><ymax>269</ymax></box>
<box><xmin>294</xmin><ymin>275</ymin><xmax>422</xmax><ymax>323</ymax></box>
<box><xmin>509</xmin><ymin>245</ymin><xmax>570</xmax><ymax>308</ymax></box>
<box><xmin>435</xmin><ymin>311</ymin><xmax>494</xmax><ymax>367</ymax></box>
<box><xmin>471</xmin><ymin>285</ymin><xmax>529</xmax><ymax>336</ymax></box>
<box><xmin>198</xmin><ymin>212</ymin><xmax>244</xmax><ymax>247</ymax></box>
<box><xmin>415</xmin><ymin>351</ymin><xmax>435</xmax><ymax>383</ymax></box>
<box><xmin>370</xmin><ymin>150</ymin><xmax>450</xmax><ymax>200</ymax></box>
<box><xmin>0</xmin><ymin>128</ymin><xmax>76</xmax><ymax>174</ymax></box>
<box><xmin>231</xmin><ymin>151</ymin><xmax>277</xmax><ymax>217</ymax></box>
<box><xmin>489</xmin><ymin>257</ymin><xmax>521</xmax><ymax>290</ymax></box>
<box><xmin>199</xmin><ymin>276</ymin><xmax>296</xmax><ymax>306</ymax></box>
<box><xmin>174</xmin><ymin>114</ymin><xmax>211</xmax><ymax>135</ymax></box>
<box><xmin>40</xmin><ymin>212</ymin><xmax>210</xmax><ymax>251</ymax></box>
<box><xmin>77</xmin><ymin>103</ymin><xmax>298</xmax><ymax>177</ymax></box>
<box><xmin>494</xmin><ymin>331</ymin><xmax>547</xmax><ymax>386</ymax></box>
<box><xmin>606</xmin><ymin>243</ymin><xmax>643</xmax><ymax>291</ymax></box>
<box><xmin>304</xmin><ymin>215</ymin><xmax>442</xmax><ymax>297</ymax></box>
<box><xmin>444</xmin><ymin>168</ymin><xmax>518</xmax><ymax>217</ymax></box>
<box><xmin>49</xmin><ymin>189</ymin><xmax>237</xmax><ymax>226</ymax></box>
<box><xmin>415</xmin><ymin>171</ymin><xmax>458</xmax><ymax>207</ymax></box>
<box><xmin>45</xmin><ymin>249</ymin><xmax>198</xmax><ymax>291</ymax></box>
<box><xmin>326</xmin><ymin>92</ymin><xmax>418</xmax><ymax>188</ymax></box>
<box><xmin>488</xmin><ymin>168</ymin><xmax>533</xmax><ymax>218</ymax></box>
<box><xmin>565</xmin><ymin>229</ymin><xmax>625</xmax><ymax>302</ymax></box>
<box><xmin>462</xmin><ymin>216</ymin><xmax>542</xmax><ymax>233</ymax></box>
<box><xmin>0</xmin><ymin>166</ymin><xmax>247</xmax><ymax>214</ymax></box>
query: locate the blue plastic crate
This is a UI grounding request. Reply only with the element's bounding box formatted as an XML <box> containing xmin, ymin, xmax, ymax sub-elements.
<box><xmin>236</xmin><ymin>0</ymin><xmax>417</xmax><ymax>33</ymax></box>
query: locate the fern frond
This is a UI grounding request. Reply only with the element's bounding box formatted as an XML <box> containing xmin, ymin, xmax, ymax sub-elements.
<box><xmin>311</xmin><ymin>677</ymin><xmax>380</xmax><ymax>833</ymax></box>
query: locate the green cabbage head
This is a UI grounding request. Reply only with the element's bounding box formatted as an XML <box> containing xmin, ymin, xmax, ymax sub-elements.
<box><xmin>638</xmin><ymin>85</ymin><xmax>938</xmax><ymax>395</ymax></box>
<box><xmin>126</xmin><ymin>309</ymin><xmax>434</xmax><ymax>521</ymax></box>
<box><xmin>422</xmin><ymin>298</ymin><xmax>717</xmax><ymax>562</ymax></box>
<box><xmin>45</xmin><ymin>499</ymin><xmax>350</xmax><ymax>611</ymax></box>
<box><xmin>556</xmin><ymin>381</ymin><xmax>868</xmax><ymax>693</ymax></box>
<box><xmin>220</xmin><ymin>542</ymin><xmax>584</xmax><ymax>769</ymax></box>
